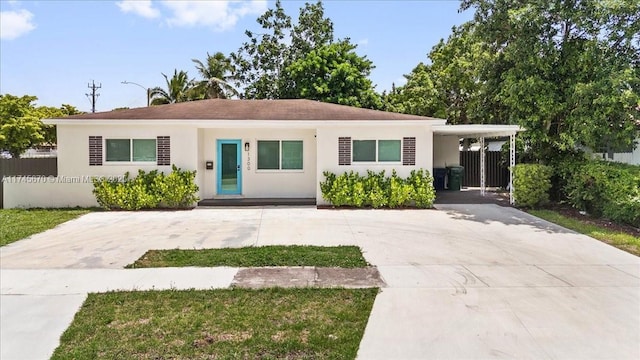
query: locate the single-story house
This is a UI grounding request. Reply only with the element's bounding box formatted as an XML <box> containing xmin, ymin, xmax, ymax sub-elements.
<box><xmin>3</xmin><ymin>99</ymin><xmax>522</xmax><ymax>208</ymax></box>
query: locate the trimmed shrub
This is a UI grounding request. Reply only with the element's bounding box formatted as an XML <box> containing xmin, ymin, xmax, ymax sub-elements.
<box><xmin>92</xmin><ymin>165</ymin><xmax>199</xmax><ymax>210</ymax></box>
<box><xmin>388</xmin><ymin>171</ymin><xmax>413</xmax><ymax>208</ymax></box>
<box><xmin>320</xmin><ymin>169</ymin><xmax>436</xmax><ymax>208</ymax></box>
<box><xmin>547</xmin><ymin>152</ymin><xmax>589</xmax><ymax>201</ymax></box>
<box><xmin>565</xmin><ymin>160</ymin><xmax>640</xmax><ymax>226</ymax></box>
<box><xmin>364</xmin><ymin>170</ymin><xmax>388</xmax><ymax>208</ymax></box>
<box><xmin>512</xmin><ymin>164</ymin><xmax>552</xmax><ymax>208</ymax></box>
<box><xmin>407</xmin><ymin>169</ymin><xmax>436</xmax><ymax>208</ymax></box>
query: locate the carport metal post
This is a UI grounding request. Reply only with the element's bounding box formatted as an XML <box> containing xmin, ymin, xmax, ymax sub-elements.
<box><xmin>480</xmin><ymin>136</ymin><xmax>485</xmax><ymax>196</ymax></box>
<box><xmin>509</xmin><ymin>134</ymin><xmax>515</xmax><ymax>204</ymax></box>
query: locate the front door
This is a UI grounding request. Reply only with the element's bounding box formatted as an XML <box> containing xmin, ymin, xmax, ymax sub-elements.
<box><xmin>217</xmin><ymin>139</ymin><xmax>242</xmax><ymax>195</ymax></box>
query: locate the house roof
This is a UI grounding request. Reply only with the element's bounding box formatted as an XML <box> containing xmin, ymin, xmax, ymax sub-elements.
<box><xmin>54</xmin><ymin>99</ymin><xmax>439</xmax><ymax>121</ymax></box>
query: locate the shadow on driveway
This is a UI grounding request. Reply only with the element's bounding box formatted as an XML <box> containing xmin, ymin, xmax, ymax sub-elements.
<box><xmin>435</xmin><ymin>203</ymin><xmax>576</xmax><ymax>234</ymax></box>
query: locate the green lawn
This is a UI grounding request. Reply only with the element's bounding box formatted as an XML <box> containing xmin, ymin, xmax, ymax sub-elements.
<box><xmin>0</xmin><ymin>209</ymin><xmax>90</xmax><ymax>246</ymax></box>
<box><xmin>51</xmin><ymin>288</ymin><xmax>378</xmax><ymax>360</ymax></box>
<box><xmin>127</xmin><ymin>245</ymin><xmax>369</xmax><ymax>268</ymax></box>
<box><xmin>529</xmin><ymin>209</ymin><xmax>640</xmax><ymax>256</ymax></box>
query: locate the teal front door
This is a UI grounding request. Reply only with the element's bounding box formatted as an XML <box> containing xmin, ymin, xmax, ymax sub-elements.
<box><xmin>217</xmin><ymin>140</ymin><xmax>242</xmax><ymax>195</ymax></box>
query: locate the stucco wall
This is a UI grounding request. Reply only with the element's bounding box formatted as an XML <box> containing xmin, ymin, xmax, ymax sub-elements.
<box><xmin>5</xmin><ymin>125</ymin><xmax>198</xmax><ymax>208</ymax></box>
<box><xmin>200</xmin><ymin>128</ymin><xmax>317</xmax><ymax>199</ymax></box>
<box><xmin>315</xmin><ymin>125</ymin><xmax>433</xmax><ymax>204</ymax></box>
<box><xmin>4</xmin><ymin>123</ymin><xmax>440</xmax><ymax>207</ymax></box>
<box><xmin>4</xmin><ymin>181</ymin><xmax>98</xmax><ymax>208</ymax></box>
<box><xmin>433</xmin><ymin>135</ymin><xmax>460</xmax><ymax>168</ymax></box>
<box><xmin>57</xmin><ymin>124</ymin><xmax>198</xmax><ymax>176</ymax></box>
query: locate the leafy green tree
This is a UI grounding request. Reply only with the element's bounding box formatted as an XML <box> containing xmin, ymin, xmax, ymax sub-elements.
<box><xmin>289</xmin><ymin>0</ymin><xmax>334</xmax><ymax>65</ymax></box>
<box><xmin>191</xmin><ymin>52</ymin><xmax>238</xmax><ymax>99</ymax></box>
<box><xmin>232</xmin><ymin>0</ymin><xmax>293</xmax><ymax>99</ymax></box>
<box><xmin>149</xmin><ymin>69</ymin><xmax>195</xmax><ymax>105</ymax></box>
<box><xmin>385</xmin><ymin>24</ymin><xmax>494</xmax><ymax>126</ymax></box>
<box><xmin>460</xmin><ymin>0</ymin><xmax>640</xmax><ymax>160</ymax></box>
<box><xmin>34</xmin><ymin>105</ymin><xmax>81</xmax><ymax>145</ymax></box>
<box><xmin>233</xmin><ymin>0</ymin><xmax>381</xmax><ymax>108</ymax></box>
<box><xmin>0</xmin><ymin>95</ymin><xmax>43</xmax><ymax>158</ymax></box>
<box><xmin>384</xmin><ymin>63</ymin><xmax>443</xmax><ymax>117</ymax></box>
<box><xmin>0</xmin><ymin>94</ymin><xmax>81</xmax><ymax>157</ymax></box>
<box><xmin>284</xmin><ymin>41</ymin><xmax>382</xmax><ymax>109</ymax></box>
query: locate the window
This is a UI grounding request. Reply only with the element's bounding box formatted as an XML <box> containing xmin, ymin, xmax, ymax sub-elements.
<box><xmin>378</xmin><ymin>140</ymin><xmax>401</xmax><ymax>162</ymax></box>
<box><xmin>282</xmin><ymin>141</ymin><xmax>303</xmax><ymax>169</ymax></box>
<box><xmin>257</xmin><ymin>140</ymin><xmax>279</xmax><ymax>170</ymax></box>
<box><xmin>353</xmin><ymin>139</ymin><xmax>401</xmax><ymax>162</ymax></box>
<box><xmin>257</xmin><ymin>140</ymin><xmax>303</xmax><ymax>170</ymax></box>
<box><xmin>105</xmin><ymin>139</ymin><xmax>156</xmax><ymax>162</ymax></box>
<box><xmin>353</xmin><ymin>140</ymin><xmax>376</xmax><ymax>162</ymax></box>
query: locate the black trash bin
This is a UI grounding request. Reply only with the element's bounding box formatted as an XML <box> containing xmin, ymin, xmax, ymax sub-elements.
<box><xmin>433</xmin><ymin>168</ymin><xmax>447</xmax><ymax>191</ymax></box>
<box><xmin>447</xmin><ymin>166</ymin><xmax>464</xmax><ymax>191</ymax></box>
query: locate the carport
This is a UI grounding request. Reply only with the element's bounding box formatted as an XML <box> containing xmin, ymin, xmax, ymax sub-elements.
<box><xmin>432</xmin><ymin>124</ymin><xmax>524</xmax><ymax>204</ymax></box>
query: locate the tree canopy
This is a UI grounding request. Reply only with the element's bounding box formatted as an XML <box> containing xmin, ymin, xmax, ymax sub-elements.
<box><xmin>0</xmin><ymin>94</ymin><xmax>82</xmax><ymax>158</ymax></box>
<box><xmin>386</xmin><ymin>0</ymin><xmax>639</xmax><ymax>161</ymax></box>
<box><xmin>149</xmin><ymin>69</ymin><xmax>196</xmax><ymax>105</ymax></box>
<box><xmin>232</xmin><ymin>0</ymin><xmax>381</xmax><ymax>108</ymax></box>
<box><xmin>191</xmin><ymin>52</ymin><xmax>238</xmax><ymax>99</ymax></box>
<box><xmin>464</xmin><ymin>0</ymin><xmax>639</xmax><ymax>159</ymax></box>
<box><xmin>284</xmin><ymin>41</ymin><xmax>381</xmax><ymax>109</ymax></box>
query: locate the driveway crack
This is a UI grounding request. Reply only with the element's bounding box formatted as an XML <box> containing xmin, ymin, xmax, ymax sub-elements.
<box><xmin>253</xmin><ymin>208</ymin><xmax>264</xmax><ymax>247</ymax></box>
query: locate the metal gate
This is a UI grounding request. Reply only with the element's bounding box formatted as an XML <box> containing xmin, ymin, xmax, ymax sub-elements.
<box><xmin>460</xmin><ymin>151</ymin><xmax>508</xmax><ymax>188</ymax></box>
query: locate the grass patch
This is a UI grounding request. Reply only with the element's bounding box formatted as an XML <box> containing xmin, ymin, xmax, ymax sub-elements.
<box><xmin>529</xmin><ymin>209</ymin><xmax>640</xmax><ymax>256</ymax></box>
<box><xmin>51</xmin><ymin>288</ymin><xmax>378</xmax><ymax>360</ymax></box>
<box><xmin>0</xmin><ymin>208</ymin><xmax>90</xmax><ymax>247</ymax></box>
<box><xmin>127</xmin><ymin>245</ymin><xmax>369</xmax><ymax>268</ymax></box>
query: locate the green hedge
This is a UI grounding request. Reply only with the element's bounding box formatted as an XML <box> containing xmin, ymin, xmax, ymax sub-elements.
<box><xmin>92</xmin><ymin>165</ymin><xmax>199</xmax><ymax>210</ymax></box>
<box><xmin>512</xmin><ymin>164</ymin><xmax>552</xmax><ymax>208</ymax></box>
<box><xmin>565</xmin><ymin>160</ymin><xmax>640</xmax><ymax>227</ymax></box>
<box><xmin>320</xmin><ymin>169</ymin><xmax>435</xmax><ymax>208</ymax></box>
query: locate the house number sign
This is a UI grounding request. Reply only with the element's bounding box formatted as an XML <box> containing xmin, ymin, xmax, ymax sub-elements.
<box><xmin>247</xmin><ymin>154</ymin><xmax>251</xmax><ymax>170</ymax></box>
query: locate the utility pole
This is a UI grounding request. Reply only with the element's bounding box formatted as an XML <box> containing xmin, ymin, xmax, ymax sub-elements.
<box><xmin>86</xmin><ymin>80</ymin><xmax>102</xmax><ymax>113</ymax></box>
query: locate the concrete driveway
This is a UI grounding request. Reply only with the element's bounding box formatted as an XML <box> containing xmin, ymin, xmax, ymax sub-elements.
<box><xmin>1</xmin><ymin>205</ymin><xmax>639</xmax><ymax>359</ymax></box>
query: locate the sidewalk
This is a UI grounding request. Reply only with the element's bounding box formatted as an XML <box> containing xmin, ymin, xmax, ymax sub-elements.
<box><xmin>0</xmin><ymin>266</ymin><xmax>384</xmax><ymax>360</ymax></box>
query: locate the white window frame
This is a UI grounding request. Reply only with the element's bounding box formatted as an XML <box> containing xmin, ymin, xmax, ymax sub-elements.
<box><xmin>352</xmin><ymin>139</ymin><xmax>402</xmax><ymax>164</ymax></box>
<box><xmin>256</xmin><ymin>139</ymin><xmax>304</xmax><ymax>172</ymax></box>
<box><xmin>104</xmin><ymin>138</ymin><xmax>157</xmax><ymax>164</ymax></box>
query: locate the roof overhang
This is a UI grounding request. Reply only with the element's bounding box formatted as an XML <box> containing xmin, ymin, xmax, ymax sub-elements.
<box><xmin>432</xmin><ymin>124</ymin><xmax>524</xmax><ymax>138</ymax></box>
<box><xmin>43</xmin><ymin>118</ymin><xmax>448</xmax><ymax>128</ymax></box>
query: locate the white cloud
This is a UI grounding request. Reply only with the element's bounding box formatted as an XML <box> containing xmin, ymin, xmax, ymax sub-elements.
<box><xmin>162</xmin><ymin>0</ymin><xmax>267</xmax><ymax>31</ymax></box>
<box><xmin>116</xmin><ymin>0</ymin><xmax>160</xmax><ymax>19</ymax></box>
<box><xmin>358</xmin><ymin>38</ymin><xmax>369</xmax><ymax>46</ymax></box>
<box><xmin>0</xmin><ymin>9</ymin><xmax>35</xmax><ymax>40</ymax></box>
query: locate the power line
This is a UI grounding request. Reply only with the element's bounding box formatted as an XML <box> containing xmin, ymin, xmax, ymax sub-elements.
<box><xmin>85</xmin><ymin>80</ymin><xmax>102</xmax><ymax>113</ymax></box>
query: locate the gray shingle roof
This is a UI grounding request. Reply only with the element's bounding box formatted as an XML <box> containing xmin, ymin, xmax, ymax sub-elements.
<box><xmin>60</xmin><ymin>99</ymin><xmax>438</xmax><ymax>121</ymax></box>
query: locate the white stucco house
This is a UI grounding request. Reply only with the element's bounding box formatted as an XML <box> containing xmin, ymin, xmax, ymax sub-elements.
<box><xmin>3</xmin><ymin>99</ymin><xmax>522</xmax><ymax>208</ymax></box>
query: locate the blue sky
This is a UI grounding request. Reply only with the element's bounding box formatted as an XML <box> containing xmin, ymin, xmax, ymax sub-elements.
<box><xmin>0</xmin><ymin>0</ymin><xmax>472</xmax><ymax>112</ymax></box>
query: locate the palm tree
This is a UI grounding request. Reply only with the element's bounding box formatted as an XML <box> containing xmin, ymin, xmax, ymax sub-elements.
<box><xmin>192</xmin><ymin>52</ymin><xmax>238</xmax><ymax>99</ymax></box>
<box><xmin>149</xmin><ymin>69</ymin><xmax>194</xmax><ymax>105</ymax></box>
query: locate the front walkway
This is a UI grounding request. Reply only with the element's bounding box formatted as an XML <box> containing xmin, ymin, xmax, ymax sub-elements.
<box><xmin>1</xmin><ymin>206</ymin><xmax>639</xmax><ymax>359</ymax></box>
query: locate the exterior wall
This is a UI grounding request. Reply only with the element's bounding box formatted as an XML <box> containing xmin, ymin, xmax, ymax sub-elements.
<box><xmin>5</xmin><ymin>124</ymin><xmax>198</xmax><ymax>208</ymax></box>
<box><xmin>433</xmin><ymin>135</ymin><xmax>460</xmax><ymax>168</ymax></box>
<box><xmin>315</xmin><ymin>125</ymin><xmax>433</xmax><ymax>204</ymax></box>
<box><xmin>200</xmin><ymin>128</ymin><xmax>317</xmax><ymax>199</ymax></box>
<box><xmin>4</xmin><ymin>182</ymin><xmax>97</xmax><ymax>208</ymax></box>
<box><xmin>4</xmin><ymin>122</ymin><xmax>441</xmax><ymax>207</ymax></box>
<box><xmin>58</xmin><ymin>124</ymin><xmax>198</xmax><ymax>176</ymax></box>
<box><xmin>593</xmin><ymin>139</ymin><xmax>640</xmax><ymax>165</ymax></box>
